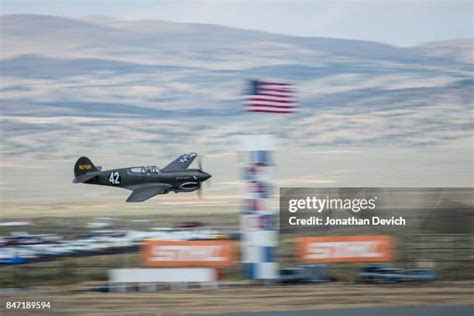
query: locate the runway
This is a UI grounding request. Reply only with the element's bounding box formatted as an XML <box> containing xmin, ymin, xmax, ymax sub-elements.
<box><xmin>215</xmin><ymin>305</ymin><xmax>473</xmax><ymax>316</ymax></box>
<box><xmin>2</xmin><ymin>282</ymin><xmax>473</xmax><ymax>315</ymax></box>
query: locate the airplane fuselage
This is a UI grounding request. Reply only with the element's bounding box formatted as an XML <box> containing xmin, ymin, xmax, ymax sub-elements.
<box><xmin>84</xmin><ymin>168</ymin><xmax>211</xmax><ymax>193</ymax></box>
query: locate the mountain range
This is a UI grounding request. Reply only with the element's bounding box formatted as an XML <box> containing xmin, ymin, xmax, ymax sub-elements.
<box><xmin>0</xmin><ymin>14</ymin><xmax>472</xmax><ymax>203</ymax></box>
<box><xmin>1</xmin><ymin>14</ymin><xmax>472</xmax><ymax>154</ymax></box>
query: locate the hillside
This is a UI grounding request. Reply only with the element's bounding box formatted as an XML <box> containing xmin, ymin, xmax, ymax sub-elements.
<box><xmin>0</xmin><ymin>14</ymin><xmax>472</xmax><ymax>203</ymax></box>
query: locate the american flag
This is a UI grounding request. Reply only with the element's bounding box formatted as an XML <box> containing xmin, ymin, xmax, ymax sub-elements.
<box><xmin>245</xmin><ymin>80</ymin><xmax>297</xmax><ymax>114</ymax></box>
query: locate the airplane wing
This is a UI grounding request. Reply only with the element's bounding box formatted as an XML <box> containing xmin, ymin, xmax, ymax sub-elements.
<box><xmin>162</xmin><ymin>152</ymin><xmax>198</xmax><ymax>171</ymax></box>
<box><xmin>125</xmin><ymin>183</ymin><xmax>172</xmax><ymax>202</ymax></box>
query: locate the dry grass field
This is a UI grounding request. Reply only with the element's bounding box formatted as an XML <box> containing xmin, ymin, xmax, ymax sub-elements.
<box><xmin>1</xmin><ymin>281</ymin><xmax>473</xmax><ymax>315</ymax></box>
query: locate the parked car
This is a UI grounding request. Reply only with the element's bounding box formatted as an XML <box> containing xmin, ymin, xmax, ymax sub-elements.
<box><xmin>357</xmin><ymin>265</ymin><xmax>406</xmax><ymax>283</ymax></box>
<box><xmin>298</xmin><ymin>264</ymin><xmax>330</xmax><ymax>283</ymax></box>
<box><xmin>279</xmin><ymin>268</ymin><xmax>309</xmax><ymax>284</ymax></box>
<box><xmin>356</xmin><ymin>263</ymin><xmax>388</xmax><ymax>283</ymax></box>
<box><xmin>279</xmin><ymin>264</ymin><xmax>329</xmax><ymax>284</ymax></box>
<box><xmin>357</xmin><ymin>264</ymin><xmax>438</xmax><ymax>284</ymax></box>
<box><xmin>404</xmin><ymin>269</ymin><xmax>438</xmax><ymax>282</ymax></box>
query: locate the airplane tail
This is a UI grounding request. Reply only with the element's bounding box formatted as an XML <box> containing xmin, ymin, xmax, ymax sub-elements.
<box><xmin>74</xmin><ymin>156</ymin><xmax>98</xmax><ymax>177</ymax></box>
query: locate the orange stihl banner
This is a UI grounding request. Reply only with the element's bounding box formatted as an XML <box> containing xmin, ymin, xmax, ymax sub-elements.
<box><xmin>142</xmin><ymin>240</ymin><xmax>236</xmax><ymax>267</ymax></box>
<box><xmin>296</xmin><ymin>235</ymin><xmax>394</xmax><ymax>263</ymax></box>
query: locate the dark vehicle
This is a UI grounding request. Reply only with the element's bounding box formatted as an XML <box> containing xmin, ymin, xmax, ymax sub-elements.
<box><xmin>279</xmin><ymin>268</ymin><xmax>309</xmax><ymax>284</ymax></box>
<box><xmin>357</xmin><ymin>265</ymin><xmax>406</xmax><ymax>284</ymax></box>
<box><xmin>356</xmin><ymin>263</ymin><xmax>388</xmax><ymax>283</ymax></box>
<box><xmin>279</xmin><ymin>264</ymin><xmax>329</xmax><ymax>284</ymax></box>
<box><xmin>357</xmin><ymin>264</ymin><xmax>438</xmax><ymax>284</ymax></box>
<box><xmin>404</xmin><ymin>269</ymin><xmax>438</xmax><ymax>282</ymax></box>
<box><xmin>375</xmin><ymin>268</ymin><xmax>406</xmax><ymax>283</ymax></box>
<box><xmin>299</xmin><ymin>264</ymin><xmax>329</xmax><ymax>283</ymax></box>
<box><xmin>73</xmin><ymin>153</ymin><xmax>211</xmax><ymax>202</ymax></box>
<box><xmin>360</xmin><ymin>263</ymin><xmax>388</xmax><ymax>272</ymax></box>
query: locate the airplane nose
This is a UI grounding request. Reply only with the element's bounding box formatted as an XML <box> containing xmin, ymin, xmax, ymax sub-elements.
<box><xmin>200</xmin><ymin>171</ymin><xmax>211</xmax><ymax>181</ymax></box>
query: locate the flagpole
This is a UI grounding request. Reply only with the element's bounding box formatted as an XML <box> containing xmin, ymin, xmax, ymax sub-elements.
<box><xmin>238</xmin><ymin>79</ymin><xmax>298</xmax><ymax>283</ymax></box>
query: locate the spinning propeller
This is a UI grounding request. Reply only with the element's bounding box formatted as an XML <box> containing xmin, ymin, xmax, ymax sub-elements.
<box><xmin>197</xmin><ymin>155</ymin><xmax>210</xmax><ymax>199</ymax></box>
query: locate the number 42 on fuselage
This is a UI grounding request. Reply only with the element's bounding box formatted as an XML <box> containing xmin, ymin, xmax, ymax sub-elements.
<box><xmin>73</xmin><ymin>153</ymin><xmax>211</xmax><ymax>202</ymax></box>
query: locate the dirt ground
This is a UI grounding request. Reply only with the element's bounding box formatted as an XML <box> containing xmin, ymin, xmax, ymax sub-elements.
<box><xmin>1</xmin><ymin>281</ymin><xmax>473</xmax><ymax>315</ymax></box>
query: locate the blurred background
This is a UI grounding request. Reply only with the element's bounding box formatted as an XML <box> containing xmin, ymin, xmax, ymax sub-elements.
<box><xmin>0</xmin><ymin>1</ymin><xmax>473</xmax><ymax>315</ymax></box>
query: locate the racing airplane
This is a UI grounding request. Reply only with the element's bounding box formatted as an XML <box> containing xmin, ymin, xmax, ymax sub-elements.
<box><xmin>73</xmin><ymin>153</ymin><xmax>211</xmax><ymax>202</ymax></box>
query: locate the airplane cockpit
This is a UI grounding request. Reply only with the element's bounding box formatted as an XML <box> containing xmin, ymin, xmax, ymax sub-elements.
<box><xmin>128</xmin><ymin>166</ymin><xmax>161</xmax><ymax>175</ymax></box>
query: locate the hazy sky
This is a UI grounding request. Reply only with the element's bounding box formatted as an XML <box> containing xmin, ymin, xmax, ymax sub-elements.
<box><xmin>1</xmin><ymin>0</ymin><xmax>473</xmax><ymax>46</ymax></box>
